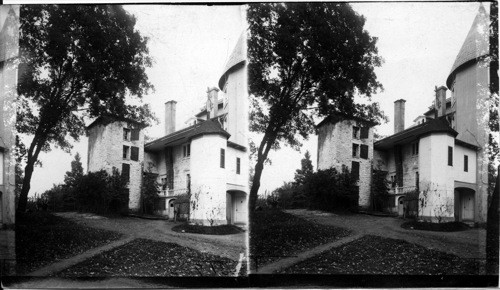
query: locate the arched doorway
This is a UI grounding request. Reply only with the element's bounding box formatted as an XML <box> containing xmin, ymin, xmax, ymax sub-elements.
<box><xmin>455</xmin><ymin>187</ymin><xmax>475</xmax><ymax>221</ymax></box>
<box><xmin>397</xmin><ymin>196</ymin><xmax>404</xmax><ymax>216</ymax></box>
<box><xmin>227</xmin><ymin>190</ymin><xmax>247</xmax><ymax>225</ymax></box>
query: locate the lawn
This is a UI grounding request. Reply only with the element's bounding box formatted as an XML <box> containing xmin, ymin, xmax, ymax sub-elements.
<box><xmin>16</xmin><ymin>212</ymin><xmax>123</xmax><ymax>274</ymax></box>
<box><xmin>250</xmin><ymin>209</ymin><xmax>351</xmax><ymax>268</ymax></box>
<box><xmin>56</xmin><ymin>238</ymin><xmax>238</xmax><ymax>277</ymax></box>
<box><xmin>280</xmin><ymin>235</ymin><xmax>481</xmax><ymax>275</ymax></box>
<box><xmin>172</xmin><ymin>223</ymin><xmax>245</xmax><ymax>235</ymax></box>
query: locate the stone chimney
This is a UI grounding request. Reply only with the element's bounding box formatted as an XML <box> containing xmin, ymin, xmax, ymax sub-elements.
<box><xmin>165</xmin><ymin>100</ymin><xmax>177</xmax><ymax>135</ymax></box>
<box><xmin>435</xmin><ymin>86</ymin><xmax>447</xmax><ymax>118</ymax></box>
<box><xmin>394</xmin><ymin>99</ymin><xmax>406</xmax><ymax>134</ymax></box>
<box><xmin>206</xmin><ymin>87</ymin><xmax>219</xmax><ymax>119</ymax></box>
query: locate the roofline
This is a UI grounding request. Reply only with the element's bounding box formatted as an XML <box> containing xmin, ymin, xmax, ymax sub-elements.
<box><xmin>316</xmin><ymin>114</ymin><xmax>379</xmax><ymax>129</ymax></box>
<box><xmin>218</xmin><ymin>60</ymin><xmax>245</xmax><ymax>91</ymax></box>
<box><xmin>446</xmin><ymin>55</ymin><xmax>489</xmax><ymax>89</ymax></box>
<box><xmin>86</xmin><ymin>115</ymin><xmax>148</xmax><ymax>130</ymax></box>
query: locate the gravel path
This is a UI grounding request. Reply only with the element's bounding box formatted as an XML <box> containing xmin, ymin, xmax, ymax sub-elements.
<box><xmin>285</xmin><ymin>209</ymin><xmax>486</xmax><ymax>260</ymax></box>
<box><xmin>55</xmin><ymin>212</ymin><xmax>246</xmax><ymax>262</ymax></box>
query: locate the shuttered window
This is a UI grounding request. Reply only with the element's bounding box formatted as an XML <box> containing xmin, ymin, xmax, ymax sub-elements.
<box><xmin>351</xmin><ymin>161</ymin><xmax>360</xmax><ymax>180</ymax></box>
<box><xmin>131</xmin><ymin>129</ymin><xmax>140</xmax><ymax>141</ymax></box>
<box><xmin>122</xmin><ymin>163</ymin><xmax>130</xmax><ymax>183</ymax></box>
<box><xmin>360</xmin><ymin>127</ymin><xmax>369</xmax><ymax>139</ymax></box>
<box><xmin>360</xmin><ymin>144</ymin><xmax>369</xmax><ymax>159</ymax></box>
<box><xmin>123</xmin><ymin>146</ymin><xmax>129</xmax><ymax>159</ymax></box>
<box><xmin>131</xmin><ymin>146</ymin><xmax>139</xmax><ymax>161</ymax></box>
<box><xmin>352</xmin><ymin>144</ymin><xmax>359</xmax><ymax>157</ymax></box>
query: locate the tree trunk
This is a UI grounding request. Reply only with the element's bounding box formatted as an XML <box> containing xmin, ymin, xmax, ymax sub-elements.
<box><xmin>17</xmin><ymin>135</ymin><xmax>45</xmax><ymax>214</ymax></box>
<box><xmin>486</xmin><ymin>165</ymin><xmax>499</xmax><ymax>274</ymax></box>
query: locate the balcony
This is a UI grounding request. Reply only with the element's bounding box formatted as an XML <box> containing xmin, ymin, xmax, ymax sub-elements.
<box><xmin>158</xmin><ymin>188</ymin><xmax>189</xmax><ymax>197</ymax></box>
<box><xmin>390</xmin><ymin>186</ymin><xmax>417</xmax><ymax>195</ymax></box>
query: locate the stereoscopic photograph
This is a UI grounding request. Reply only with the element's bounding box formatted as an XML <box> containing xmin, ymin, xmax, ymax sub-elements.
<box><xmin>0</xmin><ymin>1</ymin><xmax>498</xmax><ymax>288</ymax></box>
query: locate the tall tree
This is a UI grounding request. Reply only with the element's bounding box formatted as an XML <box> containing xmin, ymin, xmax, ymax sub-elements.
<box><xmin>17</xmin><ymin>5</ymin><xmax>154</xmax><ymax>213</ymax></box>
<box><xmin>64</xmin><ymin>152</ymin><xmax>83</xmax><ymax>188</ymax></box>
<box><xmin>248</xmin><ymin>3</ymin><xmax>386</xmax><ymax>212</ymax></box>
<box><xmin>294</xmin><ymin>150</ymin><xmax>313</xmax><ymax>186</ymax></box>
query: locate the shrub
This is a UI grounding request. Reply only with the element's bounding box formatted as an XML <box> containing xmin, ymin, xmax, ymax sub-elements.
<box><xmin>141</xmin><ymin>172</ymin><xmax>160</xmax><ymax>214</ymax></box>
<box><xmin>303</xmin><ymin>165</ymin><xmax>359</xmax><ymax>212</ymax></box>
<box><xmin>371</xmin><ymin>169</ymin><xmax>390</xmax><ymax>211</ymax></box>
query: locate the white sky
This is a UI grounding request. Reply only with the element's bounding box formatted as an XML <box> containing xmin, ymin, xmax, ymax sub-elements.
<box><xmin>28</xmin><ymin>2</ymin><xmax>490</xmax><ymax>197</ymax></box>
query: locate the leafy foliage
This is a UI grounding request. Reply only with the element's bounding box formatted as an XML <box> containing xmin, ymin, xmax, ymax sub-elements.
<box><xmin>73</xmin><ymin>168</ymin><xmax>129</xmax><ymax>214</ymax></box>
<box><xmin>304</xmin><ymin>166</ymin><xmax>359</xmax><ymax>212</ymax></box>
<box><xmin>250</xmin><ymin>210</ymin><xmax>351</xmax><ymax>267</ymax></box>
<box><xmin>294</xmin><ymin>150</ymin><xmax>313</xmax><ymax>186</ymax></box>
<box><xmin>248</xmin><ymin>3</ymin><xmax>385</xmax><ymax>212</ymax></box>
<box><xmin>141</xmin><ymin>172</ymin><xmax>160</xmax><ymax>215</ymax></box>
<box><xmin>15</xmin><ymin>211</ymin><xmax>122</xmax><ymax>274</ymax></box>
<box><xmin>17</xmin><ymin>5</ymin><xmax>154</xmax><ymax>213</ymax></box>
<box><xmin>371</xmin><ymin>169</ymin><xmax>389</xmax><ymax>211</ymax></box>
<box><xmin>56</xmin><ymin>238</ymin><xmax>238</xmax><ymax>277</ymax></box>
<box><xmin>280</xmin><ymin>235</ymin><xmax>480</xmax><ymax>275</ymax></box>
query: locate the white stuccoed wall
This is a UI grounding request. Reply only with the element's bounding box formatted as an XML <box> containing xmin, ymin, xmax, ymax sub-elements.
<box><xmin>453</xmin><ymin>145</ymin><xmax>477</xmax><ymax>184</ymax></box>
<box><xmin>418</xmin><ymin>133</ymin><xmax>456</xmax><ymax>221</ymax></box>
<box><xmin>87</xmin><ymin>120</ymin><xmax>144</xmax><ymax>211</ymax></box>
<box><xmin>189</xmin><ymin>134</ymin><xmax>228</xmax><ymax>225</ymax></box>
<box><xmin>317</xmin><ymin>119</ymin><xmax>374</xmax><ymax>209</ymax></box>
<box><xmin>225</xmin><ymin>65</ymin><xmax>248</xmax><ymax>147</ymax></box>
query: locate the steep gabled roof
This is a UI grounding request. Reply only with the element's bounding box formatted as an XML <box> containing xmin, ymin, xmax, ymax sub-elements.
<box><xmin>86</xmin><ymin>115</ymin><xmax>147</xmax><ymax>130</ymax></box>
<box><xmin>145</xmin><ymin>119</ymin><xmax>230</xmax><ymax>152</ymax></box>
<box><xmin>446</xmin><ymin>4</ymin><xmax>489</xmax><ymax>88</ymax></box>
<box><xmin>374</xmin><ymin>116</ymin><xmax>457</xmax><ymax>150</ymax></box>
<box><xmin>316</xmin><ymin>113</ymin><xmax>378</xmax><ymax>129</ymax></box>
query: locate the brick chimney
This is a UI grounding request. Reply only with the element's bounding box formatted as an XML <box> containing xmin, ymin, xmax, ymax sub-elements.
<box><xmin>165</xmin><ymin>100</ymin><xmax>177</xmax><ymax>135</ymax></box>
<box><xmin>394</xmin><ymin>99</ymin><xmax>406</xmax><ymax>134</ymax></box>
<box><xmin>206</xmin><ymin>87</ymin><xmax>219</xmax><ymax>119</ymax></box>
<box><xmin>435</xmin><ymin>86</ymin><xmax>447</xmax><ymax>118</ymax></box>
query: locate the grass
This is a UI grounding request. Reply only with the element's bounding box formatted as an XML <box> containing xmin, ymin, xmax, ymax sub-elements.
<box><xmin>280</xmin><ymin>235</ymin><xmax>481</xmax><ymax>275</ymax></box>
<box><xmin>15</xmin><ymin>211</ymin><xmax>123</xmax><ymax>274</ymax></box>
<box><xmin>250</xmin><ymin>209</ymin><xmax>351</xmax><ymax>267</ymax></box>
<box><xmin>401</xmin><ymin>220</ymin><xmax>470</xmax><ymax>232</ymax></box>
<box><xmin>172</xmin><ymin>223</ymin><xmax>245</xmax><ymax>235</ymax></box>
<box><xmin>56</xmin><ymin>238</ymin><xmax>238</xmax><ymax>277</ymax></box>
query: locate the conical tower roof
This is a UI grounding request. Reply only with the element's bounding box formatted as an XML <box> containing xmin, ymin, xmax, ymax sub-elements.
<box><xmin>218</xmin><ymin>32</ymin><xmax>246</xmax><ymax>90</ymax></box>
<box><xmin>446</xmin><ymin>4</ymin><xmax>490</xmax><ymax>88</ymax></box>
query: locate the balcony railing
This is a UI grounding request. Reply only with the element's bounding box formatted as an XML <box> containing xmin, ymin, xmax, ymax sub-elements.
<box><xmin>390</xmin><ymin>186</ymin><xmax>417</xmax><ymax>195</ymax></box>
<box><xmin>158</xmin><ymin>188</ymin><xmax>189</xmax><ymax>197</ymax></box>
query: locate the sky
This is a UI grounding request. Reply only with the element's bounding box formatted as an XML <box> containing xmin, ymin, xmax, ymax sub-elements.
<box><xmin>28</xmin><ymin>5</ymin><xmax>245</xmax><ymax>195</ymax></box>
<box><xmin>256</xmin><ymin>2</ymin><xmax>491</xmax><ymax>196</ymax></box>
<box><xmin>27</xmin><ymin>2</ymin><xmax>491</xmax><ymax>197</ymax></box>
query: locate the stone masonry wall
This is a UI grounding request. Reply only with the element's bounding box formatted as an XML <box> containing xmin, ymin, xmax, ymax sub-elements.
<box><xmin>317</xmin><ymin>119</ymin><xmax>374</xmax><ymax>209</ymax></box>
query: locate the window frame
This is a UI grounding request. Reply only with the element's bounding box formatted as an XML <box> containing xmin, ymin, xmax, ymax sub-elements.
<box><xmin>123</xmin><ymin>145</ymin><xmax>130</xmax><ymax>159</ymax></box>
<box><xmin>464</xmin><ymin>155</ymin><xmax>468</xmax><ymax>172</ymax></box>
<box><xmin>220</xmin><ymin>148</ymin><xmax>225</xmax><ymax>168</ymax></box>
<box><xmin>351</xmin><ymin>161</ymin><xmax>360</xmax><ymax>180</ymax></box>
<box><xmin>352</xmin><ymin>143</ymin><xmax>359</xmax><ymax>158</ymax></box>
<box><xmin>448</xmin><ymin>146</ymin><xmax>453</xmax><ymax>166</ymax></box>
<box><xmin>352</xmin><ymin>126</ymin><xmax>360</xmax><ymax>139</ymax></box>
<box><xmin>123</xmin><ymin>128</ymin><xmax>131</xmax><ymax>141</ymax></box>
<box><xmin>236</xmin><ymin>157</ymin><xmax>241</xmax><ymax>174</ymax></box>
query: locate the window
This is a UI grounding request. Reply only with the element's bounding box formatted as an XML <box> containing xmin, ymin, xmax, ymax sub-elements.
<box><xmin>353</xmin><ymin>126</ymin><xmax>360</xmax><ymax>139</ymax></box>
<box><xmin>351</xmin><ymin>161</ymin><xmax>360</xmax><ymax>180</ymax></box>
<box><xmin>464</xmin><ymin>155</ymin><xmax>468</xmax><ymax>172</ymax></box>
<box><xmin>412</xmin><ymin>142</ymin><xmax>419</xmax><ymax>155</ymax></box>
<box><xmin>183</xmin><ymin>144</ymin><xmax>191</xmax><ymax>158</ymax></box>
<box><xmin>390</xmin><ymin>175</ymin><xmax>396</xmax><ymax>188</ymax></box>
<box><xmin>122</xmin><ymin>163</ymin><xmax>130</xmax><ymax>183</ymax></box>
<box><xmin>220</xmin><ymin>148</ymin><xmax>225</xmax><ymax>168</ymax></box>
<box><xmin>131</xmin><ymin>146</ymin><xmax>139</xmax><ymax>161</ymax></box>
<box><xmin>131</xmin><ymin>128</ymin><xmax>140</xmax><ymax>141</ymax></box>
<box><xmin>123</xmin><ymin>128</ymin><xmax>131</xmax><ymax>141</ymax></box>
<box><xmin>360</xmin><ymin>144</ymin><xmax>369</xmax><ymax>159</ymax></box>
<box><xmin>123</xmin><ymin>145</ymin><xmax>130</xmax><ymax>159</ymax></box>
<box><xmin>360</xmin><ymin>127</ymin><xmax>369</xmax><ymax>139</ymax></box>
<box><xmin>415</xmin><ymin>171</ymin><xmax>419</xmax><ymax>190</ymax></box>
<box><xmin>448</xmin><ymin>146</ymin><xmax>453</xmax><ymax>166</ymax></box>
<box><xmin>236</xmin><ymin>157</ymin><xmax>241</xmax><ymax>174</ymax></box>
<box><xmin>186</xmin><ymin>174</ymin><xmax>191</xmax><ymax>193</ymax></box>
<box><xmin>352</xmin><ymin>144</ymin><xmax>359</xmax><ymax>157</ymax></box>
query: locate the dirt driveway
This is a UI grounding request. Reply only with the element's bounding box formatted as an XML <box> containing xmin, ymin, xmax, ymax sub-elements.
<box><xmin>55</xmin><ymin>212</ymin><xmax>246</xmax><ymax>261</ymax></box>
<box><xmin>286</xmin><ymin>209</ymin><xmax>486</xmax><ymax>261</ymax></box>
